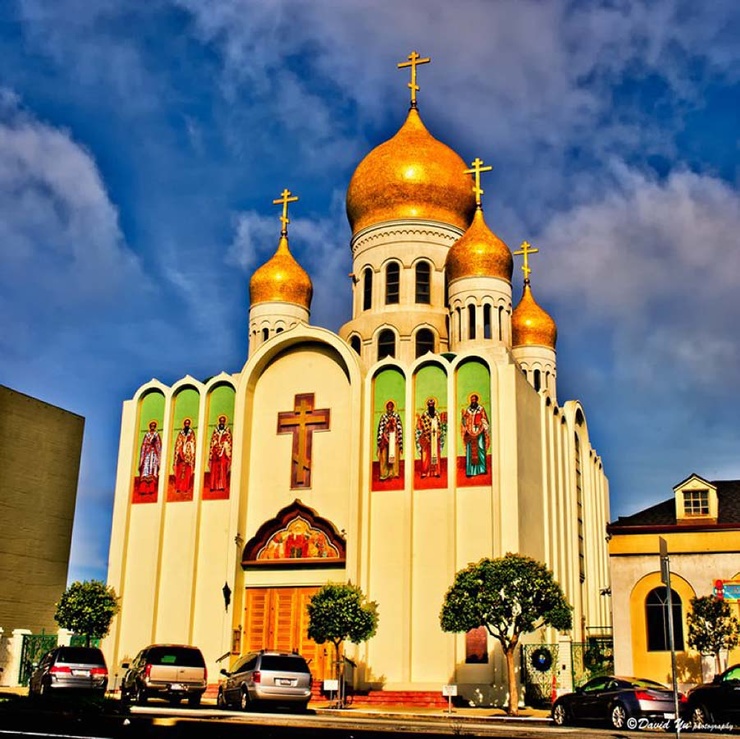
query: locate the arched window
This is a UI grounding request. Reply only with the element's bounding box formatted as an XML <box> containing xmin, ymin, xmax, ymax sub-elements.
<box><xmin>468</xmin><ymin>305</ymin><xmax>476</xmax><ymax>339</ymax></box>
<box><xmin>385</xmin><ymin>263</ymin><xmax>400</xmax><ymax>305</ymax></box>
<box><xmin>350</xmin><ymin>336</ymin><xmax>361</xmax><ymax>355</ymax></box>
<box><xmin>483</xmin><ymin>304</ymin><xmax>492</xmax><ymax>339</ymax></box>
<box><xmin>534</xmin><ymin>369</ymin><xmax>541</xmax><ymax>391</ymax></box>
<box><xmin>646</xmin><ymin>588</ymin><xmax>684</xmax><ymax>651</ymax></box>
<box><xmin>363</xmin><ymin>267</ymin><xmax>373</xmax><ymax>311</ymax></box>
<box><xmin>378</xmin><ymin>329</ymin><xmax>396</xmax><ymax>360</ymax></box>
<box><xmin>415</xmin><ymin>262</ymin><xmax>431</xmax><ymax>304</ymax></box>
<box><xmin>415</xmin><ymin>328</ymin><xmax>434</xmax><ymax>358</ymax></box>
<box><xmin>262</xmin><ymin>328</ymin><xmax>269</xmax><ymax>341</ymax></box>
<box><xmin>276</xmin><ymin>327</ymin><xmax>283</xmax><ymax>333</ymax></box>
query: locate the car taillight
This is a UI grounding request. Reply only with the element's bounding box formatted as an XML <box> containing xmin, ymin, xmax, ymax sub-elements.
<box><xmin>49</xmin><ymin>665</ymin><xmax>71</xmax><ymax>675</ymax></box>
<box><xmin>204</xmin><ymin>666</ymin><xmax>207</xmax><ymax>684</ymax></box>
<box><xmin>679</xmin><ymin>693</ymin><xmax>687</xmax><ymax>704</ymax></box>
<box><xmin>634</xmin><ymin>691</ymin><xmax>652</xmax><ymax>701</ymax></box>
<box><xmin>91</xmin><ymin>668</ymin><xmax>108</xmax><ymax>677</ymax></box>
<box><xmin>252</xmin><ymin>671</ymin><xmax>261</xmax><ymax>684</ymax></box>
<box><xmin>144</xmin><ymin>664</ymin><xmax>152</xmax><ymax>679</ymax></box>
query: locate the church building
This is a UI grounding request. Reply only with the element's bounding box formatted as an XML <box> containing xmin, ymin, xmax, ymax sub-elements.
<box><xmin>105</xmin><ymin>53</ymin><xmax>611</xmax><ymax>706</ymax></box>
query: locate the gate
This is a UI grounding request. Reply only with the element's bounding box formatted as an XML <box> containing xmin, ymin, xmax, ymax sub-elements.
<box><xmin>521</xmin><ymin>637</ymin><xmax>614</xmax><ymax>705</ymax></box>
<box><xmin>19</xmin><ymin>633</ymin><xmax>58</xmax><ymax>686</ymax></box>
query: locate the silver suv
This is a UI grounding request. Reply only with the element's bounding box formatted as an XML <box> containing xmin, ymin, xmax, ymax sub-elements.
<box><xmin>120</xmin><ymin>644</ymin><xmax>206</xmax><ymax>707</ymax></box>
<box><xmin>217</xmin><ymin>650</ymin><xmax>312</xmax><ymax>711</ymax></box>
<box><xmin>28</xmin><ymin>646</ymin><xmax>108</xmax><ymax>698</ymax></box>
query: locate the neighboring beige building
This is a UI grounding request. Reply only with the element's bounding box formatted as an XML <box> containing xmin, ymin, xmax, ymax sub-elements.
<box><xmin>0</xmin><ymin>385</ymin><xmax>83</xmax><ymax>633</ymax></box>
<box><xmin>106</xmin><ymin>63</ymin><xmax>611</xmax><ymax>705</ymax></box>
<box><xmin>608</xmin><ymin>473</ymin><xmax>740</xmax><ymax>689</ymax></box>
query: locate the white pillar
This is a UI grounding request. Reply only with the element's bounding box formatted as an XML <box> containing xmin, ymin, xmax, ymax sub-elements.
<box><xmin>557</xmin><ymin>634</ymin><xmax>573</xmax><ymax>694</ymax></box>
<box><xmin>8</xmin><ymin>629</ymin><xmax>31</xmax><ymax>688</ymax></box>
<box><xmin>57</xmin><ymin>629</ymin><xmax>73</xmax><ymax>647</ymax></box>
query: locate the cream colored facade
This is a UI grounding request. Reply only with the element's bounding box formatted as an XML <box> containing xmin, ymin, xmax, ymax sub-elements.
<box><xmin>106</xmin><ymin>90</ymin><xmax>611</xmax><ymax>705</ymax></box>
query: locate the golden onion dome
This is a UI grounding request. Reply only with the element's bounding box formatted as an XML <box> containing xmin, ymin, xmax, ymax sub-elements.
<box><xmin>346</xmin><ymin>108</ymin><xmax>476</xmax><ymax>234</ymax></box>
<box><xmin>511</xmin><ymin>282</ymin><xmax>557</xmax><ymax>349</ymax></box>
<box><xmin>446</xmin><ymin>207</ymin><xmax>513</xmax><ymax>283</ymax></box>
<box><xmin>249</xmin><ymin>235</ymin><xmax>313</xmax><ymax>309</ymax></box>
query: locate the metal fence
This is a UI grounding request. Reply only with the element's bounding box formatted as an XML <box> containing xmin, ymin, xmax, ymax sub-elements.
<box><xmin>19</xmin><ymin>633</ymin><xmax>58</xmax><ymax>686</ymax></box>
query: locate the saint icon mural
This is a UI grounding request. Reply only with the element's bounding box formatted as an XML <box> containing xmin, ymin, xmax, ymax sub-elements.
<box><xmin>207</xmin><ymin>414</ymin><xmax>232</xmax><ymax>497</ymax></box>
<box><xmin>171</xmin><ymin>417</ymin><xmax>196</xmax><ymax>498</ymax></box>
<box><xmin>135</xmin><ymin>419</ymin><xmax>162</xmax><ymax>499</ymax></box>
<box><xmin>415</xmin><ymin>397</ymin><xmax>447</xmax><ymax>480</ymax></box>
<box><xmin>461</xmin><ymin>393</ymin><xmax>490</xmax><ymax>477</ymax></box>
<box><xmin>376</xmin><ymin>400</ymin><xmax>403</xmax><ymax>480</ymax></box>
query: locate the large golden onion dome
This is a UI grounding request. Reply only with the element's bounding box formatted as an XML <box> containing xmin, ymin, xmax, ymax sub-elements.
<box><xmin>249</xmin><ymin>235</ymin><xmax>313</xmax><ymax>309</ymax></box>
<box><xmin>446</xmin><ymin>207</ymin><xmax>513</xmax><ymax>282</ymax></box>
<box><xmin>511</xmin><ymin>282</ymin><xmax>557</xmax><ymax>349</ymax></box>
<box><xmin>346</xmin><ymin>108</ymin><xmax>476</xmax><ymax>234</ymax></box>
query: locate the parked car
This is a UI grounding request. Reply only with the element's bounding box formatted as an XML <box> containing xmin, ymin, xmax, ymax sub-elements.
<box><xmin>217</xmin><ymin>650</ymin><xmax>312</xmax><ymax>711</ymax></box>
<box><xmin>551</xmin><ymin>675</ymin><xmax>686</xmax><ymax>729</ymax></box>
<box><xmin>685</xmin><ymin>663</ymin><xmax>740</xmax><ymax>727</ymax></box>
<box><xmin>28</xmin><ymin>646</ymin><xmax>108</xmax><ymax>698</ymax></box>
<box><xmin>120</xmin><ymin>644</ymin><xmax>206</xmax><ymax>707</ymax></box>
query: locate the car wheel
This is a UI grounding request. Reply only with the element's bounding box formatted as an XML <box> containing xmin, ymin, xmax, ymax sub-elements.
<box><xmin>610</xmin><ymin>702</ymin><xmax>628</xmax><ymax>730</ymax></box>
<box><xmin>188</xmin><ymin>694</ymin><xmax>201</xmax><ymax>708</ymax></box>
<box><xmin>691</xmin><ymin>703</ymin><xmax>712</xmax><ymax>726</ymax></box>
<box><xmin>552</xmin><ymin>702</ymin><xmax>568</xmax><ymax>726</ymax></box>
<box><xmin>217</xmin><ymin>688</ymin><xmax>227</xmax><ymax>710</ymax></box>
<box><xmin>239</xmin><ymin>688</ymin><xmax>251</xmax><ymax>711</ymax></box>
<box><xmin>135</xmin><ymin>685</ymin><xmax>148</xmax><ymax>706</ymax></box>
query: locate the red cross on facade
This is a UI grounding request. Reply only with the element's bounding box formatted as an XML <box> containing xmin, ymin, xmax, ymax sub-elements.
<box><xmin>277</xmin><ymin>393</ymin><xmax>331</xmax><ymax>489</ymax></box>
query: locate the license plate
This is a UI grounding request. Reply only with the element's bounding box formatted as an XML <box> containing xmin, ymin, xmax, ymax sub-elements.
<box><xmin>664</xmin><ymin>713</ymin><xmax>675</xmax><ymax>719</ymax></box>
<box><xmin>72</xmin><ymin>670</ymin><xmax>90</xmax><ymax>677</ymax></box>
<box><xmin>277</xmin><ymin>679</ymin><xmax>293</xmax><ymax>686</ymax></box>
<box><xmin>169</xmin><ymin>683</ymin><xmax>184</xmax><ymax>691</ymax></box>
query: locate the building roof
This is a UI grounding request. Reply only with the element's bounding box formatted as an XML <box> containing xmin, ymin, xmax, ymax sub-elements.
<box><xmin>608</xmin><ymin>479</ymin><xmax>740</xmax><ymax>531</ymax></box>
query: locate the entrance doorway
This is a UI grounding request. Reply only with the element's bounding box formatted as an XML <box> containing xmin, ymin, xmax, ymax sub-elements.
<box><xmin>243</xmin><ymin>587</ymin><xmax>332</xmax><ymax>681</ymax></box>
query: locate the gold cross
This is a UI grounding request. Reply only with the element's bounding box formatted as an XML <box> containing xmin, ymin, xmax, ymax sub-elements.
<box><xmin>464</xmin><ymin>157</ymin><xmax>493</xmax><ymax>206</ymax></box>
<box><xmin>273</xmin><ymin>188</ymin><xmax>299</xmax><ymax>235</ymax></box>
<box><xmin>398</xmin><ymin>51</ymin><xmax>431</xmax><ymax>108</ymax></box>
<box><xmin>513</xmin><ymin>240</ymin><xmax>539</xmax><ymax>280</ymax></box>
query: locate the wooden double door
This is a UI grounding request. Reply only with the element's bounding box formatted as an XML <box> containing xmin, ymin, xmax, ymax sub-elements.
<box><xmin>243</xmin><ymin>587</ymin><xmax>332</xmax><ymax>681</ymax></box>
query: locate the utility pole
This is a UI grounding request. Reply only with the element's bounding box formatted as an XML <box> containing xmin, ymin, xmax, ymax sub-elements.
<box><xmin>659</xmin><ymin>537</ymin><xmax>681</xmax><ymax>739</ymax></box>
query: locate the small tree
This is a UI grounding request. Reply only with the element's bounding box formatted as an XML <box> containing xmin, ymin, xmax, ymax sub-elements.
<box><xmin>307</xmin><ymin>582</ymin><xmax>379</xmax><ymax>705</ymax></box>
<box><xmin>54</xmin><ymin>580</ymin><xmax>120</xmax><ymax>647</ymax></box>
<box><xmin>440</xmin><ymin>553</ymin><xmax>572</xmax><ymax>715</ymax></box>
<box><xmin>687</xmin><ymin>595</ymin><xmax>739</xmax><ymax>676</ymax></box>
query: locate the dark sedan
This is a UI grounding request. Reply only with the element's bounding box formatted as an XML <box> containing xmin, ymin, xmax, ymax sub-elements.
<box><xmin>551</xmin><ymin>675</ymin><xmax>685</xmax><ymax>729</ymax></box>
<box><xmin>685</xmin><ymin>663</ymin><xmax>740</xmax><ymax>727</ymax></box>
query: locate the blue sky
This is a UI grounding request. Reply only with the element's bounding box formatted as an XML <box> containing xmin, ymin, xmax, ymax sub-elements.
<box><xmin>1</xmin><ymin>0</ymin><xmax>738</xmax><ymax>584</ymax></box>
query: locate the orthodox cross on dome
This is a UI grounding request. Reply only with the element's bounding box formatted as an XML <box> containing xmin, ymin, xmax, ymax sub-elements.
<box><xmin>273</xmin><ymin>188</ymin><xmax>299</xmax><ymax>237</ymax></box>
<box><xmin>398</xmin><ymin>50</ymin><xmax>431</xmax><ymax>108</ymax></box>
<box><xmin>277</xmin><ymin>393</ymin><xmax>330</xmax><ymax>489</ymax></box>
<box><xmin>464</xmin><ymin>157</ymin><xmax>493</xmax><ymax>207</ymax></box>
<box><xmin>514</xmin><ymin>240</ymin><xmax>539</xmax><ymax>282</ymax></box>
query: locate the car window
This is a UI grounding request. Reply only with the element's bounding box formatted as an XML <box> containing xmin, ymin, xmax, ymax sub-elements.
<box><xmin>232</xmin><ymin>655</ymin><xmax>250</xmax><ymax>673</ymax></box>
<box><xmin>582</xmin><ymin>677</ymin><xmax>610</xmax><ymax>693</ymax></box>
<box><xmin>724</xmin><ymin>666</ymin><xmax>740</xmax><ymax>682</ymax></box>
<box><xmin>147</xmin><ymin>647</ymin><xmax>204</xmax><ymax>667</ymax></box>
<box><xmin>57</xmin><ymin>647</ymin><xmax>105</xmax><ymax>664</ymax></box>
<box><xmin>260</xmin><ymin>655</ymin><xmax>310</xmax><ymax>673</ymax></box>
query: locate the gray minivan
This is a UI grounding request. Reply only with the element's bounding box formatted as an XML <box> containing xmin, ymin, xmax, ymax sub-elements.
<box><xmin>217</xmin><ymin>650</ymin><xmax>312</xmax><ymax>711</ymax></box>
<box><xmin>120</xmin><ymin>644</ymin><xmax>206</xmax><ymax>706</ymax></box>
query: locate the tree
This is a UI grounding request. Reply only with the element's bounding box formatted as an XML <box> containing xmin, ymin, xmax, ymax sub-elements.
<box><xmin>687</xmin><ymin>595</ymin><xmax>739</xmax><ymax>676</ymax></box>
<box><xmin>440</xmin><ymin>554</ymin><xmax>572</xmax><ymax>715</ymax></box>
<box><xmin>54</xmin><ymin>580</ymin><xmax>120</xmax><ymax>647</ymax></box>
<box><xmin>307</xmin><ymin>582</ymin><xmax>379</xmax><ymax>705</ymax></box>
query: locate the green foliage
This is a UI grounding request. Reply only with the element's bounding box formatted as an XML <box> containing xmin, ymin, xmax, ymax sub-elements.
<box><xmin>440</xmin><ymin>554</ymin><xmax>572</xmax><ymax>647</ymax></box>
<box><xmin>54</xmin><ymin>580</ymin><xmax>120</xmax><ymax>646</ymax></box>
<box><xmin>440</xmin><ymin>554</ymin><xmax>572</xmax><ymax>715</ymax></box>
<box><xmin>307</xmin><ymin>582</ymin><xmax>379</xmax><ymax>651</ymax></box>
<box><xmin>687</xmin><ymin>595</ymin><xmax>739</xmax><ymax>670</ymax></box>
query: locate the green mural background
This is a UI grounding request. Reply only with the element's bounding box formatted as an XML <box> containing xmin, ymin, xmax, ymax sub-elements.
<box><xmin>372</xmin><ymin>368</ymin><xmax>406</xmax><ymax>490</ymax></box>
<box><xmin>133</xmin><ymin>390</ymin><xmax>166</xmax><ymax>503</ymax></box>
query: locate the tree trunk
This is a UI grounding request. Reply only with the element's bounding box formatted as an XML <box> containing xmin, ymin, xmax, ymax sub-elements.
<box><xmin>505</xmin><ymin>645</ymin><xmax>518</xmax><ymax>716</ymax></box>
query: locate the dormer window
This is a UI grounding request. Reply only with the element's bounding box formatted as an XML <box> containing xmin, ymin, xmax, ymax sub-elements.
<box><xmin>683</xmin><ymin>489</ymin><xmax>709</xmax><ymax>516</ymax></box>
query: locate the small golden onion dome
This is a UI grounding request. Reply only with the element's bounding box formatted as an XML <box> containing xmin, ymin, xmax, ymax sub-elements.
<box><xmin>511</xmin><ymin>282</ymin><xmax>557</xmax><ymax>349</ymax></box>
<box><xmin>346</xmin><ymin>108</ymin><xmax>476</xmax><ymax>234</ymax></box>
<box><xmin>446</xmin><ymin>208</ymin><xmax>513</xmax><ymax>282</ymax></box>
<box><xmin>249</xmin><ymin>235</ymin><xmax>313</xmax><ymax>309</ymax></box>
